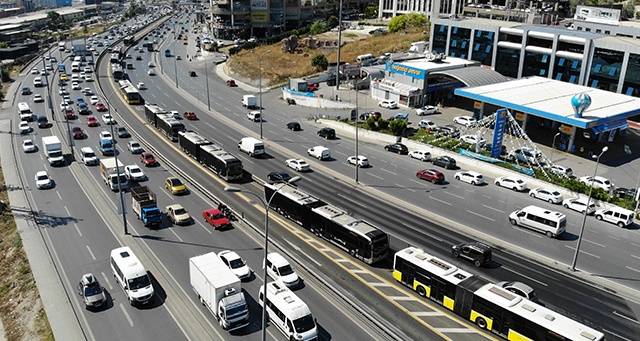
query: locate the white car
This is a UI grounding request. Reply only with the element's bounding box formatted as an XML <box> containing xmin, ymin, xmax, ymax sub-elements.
<box><xmin>494</xmin><ymin>176</ymin><xmax>527</xmax><ymax>191</ymax></box>
<box><xmin>418</xmin><ymin>120</ymin><xmax>437</xmax><ymax>130</ymax></box>
<box><xmin>59</xmin><ymin>87</ymin><xmax>69</xmax><ymax>95</ymax></box>
<box><xmin>347</xmin><ymin>155</ymin><xmax>370</xmax><ymax>167</ymax></box>
<box><xmin>170</xmin><ymin>111</ymin><xmax>181</xmax><ymax>119</ymax></box>
<box><xmin>71</xmin><ymin>82</ymin><xmax>81</xmax><ymax>90</ymax></box>
<box><xmin>218</xmin><ymin>250</ymin><xmax>252</xmax><ymax>280</ymax></box>
<box><xmin>99</xmin><ymin>130</ymin><xmax>113</xmax><ymax>141</ymax></box>
<box><xmin>285</xmin><ymin>159</ymin><xmax>310</xmax><ymax>172</ymax></box>
<box><xmin>82</xmin><ymin>87</ymin><xmax>93</xmax><ymax>95</ymax></box>
<box><xmin>562</xmin><ymin>198</ymin><xmax>596</xmax><ymax>215</ymax></box>
<box><xmin>529</xmin><ymin>188</ymin><xmax>563</xmax><ymax>204</ymax></box>
<box><xmin>148</xmin><ymin>61</ymin><xmax>156</xmax><ymax>67</ymax></box>
<box><xmin>30</xmin><ymin>67</ymin><xmax>39</xmax><ymax>75</ymax></box>
<box><xmin>127</xmin><ymin>140</ymin><xmax>143</xmax><ymax>154</ymax></box>
<box><xmin>579</xmin><ymin>176</ymin><xmax>614</xmax><ymax>192</ymax></box>
<box><xmin>453</xmin><ymin>116</ymin><xmax>477</xmax><ymax>126</ymax></box>
<box><xmin>33</xmin><ymin>94</ymin><xmax>44</xmax><ymax>103</ymax></box>
<box><xmin>101</xmin><ymin>113</ymin><xmax>116</xmax><ymax>125</ymax></box>
<box><xmin>454</xmin><ymin>171</ymin><xmax>485</xmax><ymax>185</ymax></box>
<box><xmin>408</xmin><ymin>150</ymin><xmax>431</xmax><ymax>161</ymax></box>
<box><xmin>378</xmin><ymin>100</ymin><xmax>399</xmax><ymax>109</ymax></box>
<box><xmin>19</xmin><ymin>121</ymin><xmax>31</xmax><ymax>134</ymax></box>
<box><xmin>83</xmin><ymin>66</ymin><xmax>93</xmax><ymax>73</ymax></box>
<box><xmin>84</xmin><ymin>75</ymin><xmax>94</xmax><ymax>82</ymax></box>
<box><xmin>90</xmin><ymin>96</ymin><xmax>99</xmax><ymax>105</ymax></box>
<box><xmin>35</xmin><ymin>171</ymin><xmax>53</xmax><ymax>189</ymax></box>
<box><xmin>22</xmin><ymin>139</ymin><xmax>36</xmax><ymax>153</ymax></box>
<box><xmin>416</xmin><ymin>105</ymin><xmax>439</xmax><ymax>116</ymax></box>
<box><xmin>60</xmin><ymin>103</ymin><xmax>70</xmax><ymax>111</ymax></box>
<box><xmin>460</xmin><ymin>134</ymin><xmax>486</xmax><ymax>146</ymax></box>
<box><xmin>137</xmin><ymin>82</ymin><xmax>147</xmax><ymax>90</ymax></box>
<box><xmin>124</xmin><ymin>165</ymin><xmax>146</xmax><ymax>181</ymax></box>
<box><xmin>79</xmin><ymin>72</ymin><xmax>87</xmax><ymax>80</ymax></box>
<box><xmin>548</xmin><ymin>164</ymin><xmax>573</xmax><ymax>178</ymax></box>
<box><xmin>147</xmin><ymin>69</ymin><xmax>156</xmax><ymax>76</ymax></box>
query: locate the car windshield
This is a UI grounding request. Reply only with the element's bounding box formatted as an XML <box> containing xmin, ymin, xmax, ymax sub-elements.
<box><xmin>128</xmin><ymin>275</ymin><xmax>151</xmax><ymax>290</ymax></box>
<box><xmin>85</xmin><ymin>152</ymin><xmax>95</xmax><ymax>158</ymax></box>
<box><xmin>37</xmin><ymin>174</ymin><xmax>48</xmax><ymax>181</ymax></box>
<box><xmin>174</xmin><ymin>208</ymin><xmax>187</xmax><ymax>215</ymax></box>
<box><xmin>278</xmin><ymin>265</ymin><xmax>294</xmax><ymax>276</ymax></box>
<box><xmin>552</xmin><ymin>191</ymin><xmax>560</xmax><ymax>196</ymax></box>
<box><xmin>131</xmin><ymin>168</ymin><xmax>142</xmax><ymax>174</ymax></box>
<box><xmin>170</xmin><ymin>178</ymin><xmax>182</xmax><ymax>186</ymax></box>
<box><xmin>131</xmin><ymin>143</ymin><xmax>140</xmax><ymax>148</ymax></box>
<box><xmin>212</xmin><ymin>213</ymin><xmax>225</xmax><ymax>220</ymax></box>
<box><xmin>293</xmin><ymin>314</ymin><xmax>316</xmax><ymax>333</ymax></box>
<box><xmin>144</xmin><ymin>155</ymin><xmax>154</xmax><ymax>160</ymax></box>
<box><xmin>84</xmin><ymin>283</ymin><xmax>103</xmax><ymax>297</ymax></box>
<box><xmin>229</xmin><ymin>258</ymin><xmax>244</xmax><ymax>269</ymax></box>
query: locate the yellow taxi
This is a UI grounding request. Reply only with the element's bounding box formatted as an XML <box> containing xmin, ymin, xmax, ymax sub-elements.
<box><xmin>165</xmin><ymin>177</ymin><xmax>187</xmax><ymax>195</ymax></box>
<box><xmin>60</xmin><ymin>73</ymin><xmax>68</xmax><ymax>81</ymax></box>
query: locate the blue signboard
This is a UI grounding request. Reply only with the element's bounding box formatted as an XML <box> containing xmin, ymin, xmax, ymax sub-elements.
<box><xmin>491</xmin><ymin>109</ymin><xmax>508</xmax><ymax>158</ymax></box>
<box><xmin>387</xmin><ymin>63</ymin><xmax>426</xmax><ymax>80</ymax></box>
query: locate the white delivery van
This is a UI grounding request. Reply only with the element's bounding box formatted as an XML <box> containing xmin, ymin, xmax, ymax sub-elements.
<box><xmin>80</xmin><ymin>147</ymin><xmax>98</xmax><ymax>166</ymax></box>
<box><xmin>18</xmin><ymin>102</ymin><xmax>33</xmax><ymax>121</ymax></box>
<box><xmin>110</xmin><ymin>246</ymin><xmax>154</xmax><ymax>306</ymax></box>
<box><xmin>594</xmin><ymin>206</ymin><xmax>635</xmax><ymax>228</ymax></box>
<box><xmin>307</xmin><ymin>146</ymin><xmax>330</xmax><ymax>160</ymax></box>
<box><xmin>509</xmin><ymin>205</ymin><xmax>566</xmax><ymax>238</ymax></box>
<box><xmin>265</xmin><ymin>252</ymin><xmax>299</xmax><ymax>288</ymax></box>
<box><xmin>238</xmin><ymin>137</ymin><xmax>264</xmax><ymax>157</ymax></box>
<box><xmin>258</xmin><ymin>281</ymin><xmax>318</xmax><ymax>341</ymax></box>
<box><xmin>247</xmin><ymin>111</ymin><xmax>261</xmax><ymax>121</ymax></box>
<box><xmin>71</xmin><ymin>61</ymin><xmax>81</xmax><ymax>72</ymax></box>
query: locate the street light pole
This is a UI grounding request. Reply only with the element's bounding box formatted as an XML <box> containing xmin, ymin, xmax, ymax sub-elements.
<box><xmin>550</xmin><ymin>132</ymin><xmax>560</xmax><ymax>163</ymax></box>
<box><xmin>257</xmin><ymin>49</ymin><xmax>271</xmax><ymax>139</ymax></box>
<box><xmin>225</xmin><ymin>177</ymin><xmax>301</xmax><ymax>341</ymax></box>
<box><xmin>107</xmin><ymin>85</ymin><xmax>129</xmax><ymax>235</ymax></box>
<box><xmin>204</xmin><ymin>54</ymin><xmax>210</xmax><ymax>110</ymax></box>
<box><xmin>571</xmin><ymin>146</ymin><xmax>608</xmax><ymax>271</ymax></box>
<box><xmin>335</xmin><ymin>0</ymin><xmax>343</xmax><ymax>90</ymax></box>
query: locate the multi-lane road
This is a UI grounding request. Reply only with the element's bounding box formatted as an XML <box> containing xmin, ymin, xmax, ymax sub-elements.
<box><xmin>5</xmin><ymin>8</ymin><xmax>640</xmax><ymax>341</ymax></box>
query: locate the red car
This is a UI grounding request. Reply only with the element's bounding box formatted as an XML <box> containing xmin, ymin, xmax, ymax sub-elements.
<box><xmin>307</xmin><ymin>82</ymin><xmax>319</xmax><ymax>91</ymax></box>
<box><xmin>140</xmin><ymin>152</ymin><xmax>157</xmax><ymax>166</ymax></box>
<box><xmin>72</xmin><ymin>126</ymin><xmax>85</xmax><ymax>139</ymax></box>
<box><xmin>183</xmin><ymin>112</ymin><xmax>197</xmax><ymax>120</ymax></box>
<box><xmin>64</xmin><ymin>108</ymin><xmax>76</xmax><ymax>120</ymax></box>
<box><xmin>95</xmin><ymin>102</ymin><xmax>107</xmax><ymax>112</ymax></box>
<box><xmin>202</xmin><ymin>208</ymin><xmax>230</xmax><ymax>230</ymax></box>
<box><xmin>226</xmin><ymin>79</ymin><xmax>236</xmax><ymax>87</ymax></box>
<box><xmin>416</xmin><ymin>169</ymin><xmax>445</xmax><ymax>184</ymax></box>
<box><xmin>86</xmin><ymin>115</ymin><xmax>98</xmax><ymax>127</ymax></box>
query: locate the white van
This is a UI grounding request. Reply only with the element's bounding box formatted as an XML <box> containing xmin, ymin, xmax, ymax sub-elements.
<box><xmin>594</xmin><ymin>206</ymin><xmax>634</xmax><ymax>228</ymax></box>
<box><xmin>265</xmin><ymin>252</ymin><xmax>299</xmax><ymax>288</ymax></box>
<box><xmin>258</xmin><ymin>281</ymin><xmax>318</xmax><ymax>341</ymax></box>
<box><xmin>307</xmin><ymin>146</ymin><xmax>330</xmax><ymax>160</ymax></box>
<box><xmin>110</xmin><ymin>246</ymin><xmax>154</xmax><ymax>306</ymax></box>
<box><xmin>18</xmin><ymin>102</ymin><xmax>33</xmax><ymax>121</ymax></box>
<box><xmin>71</xmin><ymin>61</ymin><xmax>81</xmax><ymax>72</ymax></box>
<box><xmin>238</xmin><ymin>137</ymin><xmax>264</xmax><ymax>157</ymax></box>
<box><xmin>33</xmin><ymin>77</ymin><xmax>43</xmax><ymax>87</ymax></box>
<box><xmin>247</xmin><ymin>111</ymin><xmax>261</xmax><ymax>121</ymax></box>
<box><xmin>356</xmin><ymin>53</ymin><xmax>376</xmax><ymax>65</ymax></box>
<box><xmin>509</xmin><ymin>205</ymin><xmax>566</xmax><ymax>238</ymax></box>
<box><xmin>80</xmin><ymin>147</ymin><xmax>98</xmax><ymax>166</ymax></box>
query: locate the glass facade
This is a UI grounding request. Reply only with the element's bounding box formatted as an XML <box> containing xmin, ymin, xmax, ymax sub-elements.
<box><xmin>587</xmin><ymin>47</ymin><xmax>624</xmax><ymax>92</ymax></box>
<box><xmin>522</xmin><ymin>52</ymin><xmax>551</xmax><ymax>77</ymax></box>
<box><xmin>433</xmin><ymin>24</ymin><xmax>449</xmax><ymax>54</ymax></box>
<box><xmin>449</xmin><ymin>27</ymin><xmax>471</xmax><ymax>58</ymax></box>
<box><xmin>471</xmin><ymin>30</ymin><xmax>495</xmax><ymax>66</ymax></box>
<box><xmin>495</xmin><ymin>46</ymin><xmax>520</xmax><ymax>78</ymax></box>
<box><xmin>622</xmin><ymin>53</ymin><xmax>640</xmax><ymax>97</ymax></box>
<box><xmin>552</xmin><ymin>57</ymin><xmax>581</xmax><ymax>84</ymax></box>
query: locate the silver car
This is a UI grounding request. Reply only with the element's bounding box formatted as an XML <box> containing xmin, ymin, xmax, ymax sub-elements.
<box><xmin>496</xmin><ymin>281</ymin><xmax>538</xmax><ymax>302</ymax></box>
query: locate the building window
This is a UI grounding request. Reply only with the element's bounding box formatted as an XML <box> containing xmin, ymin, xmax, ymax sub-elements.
<box><xmin>471</xmin><ymin>29</ymin><xmax>495</xmax><ymax>67</ymax></box>
<box><xmin>587</xmin><ymin>47</ymin><xmax>623</xmax><ymax>92</ymax></box>
<box><xmin>449</xmin><ymin>27</ymin><xmax>471</xmax><ymax>59</ymax></box>
<box><xmin>553</xmin><ymin>57</ymin><xmax>581</xmax><ymax>83</ymax></box>
<box><xmin>523</xmin><ymin>51</ymin><xmax>551</xmax><ymax>78</ymax></box>
<box><xmin>622</xmin><ymin>52</ymin><xmax>640</xmax><ymax>98</ymax></box>
<box><xmin>433</xmin><ymin>24</ymin><xmax>449</xmax><ymax>54</ymax></box>
<box><xmin>495</xmin><ymin>46</ymin><xmax>520</xmax><ymax>78</ymax></box>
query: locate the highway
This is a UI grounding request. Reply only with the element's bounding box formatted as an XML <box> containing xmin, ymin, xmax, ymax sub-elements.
<box><xmin>7</xmin><ymin>7</ymin><xmax>640</xmax><ymax>341</ymax></box>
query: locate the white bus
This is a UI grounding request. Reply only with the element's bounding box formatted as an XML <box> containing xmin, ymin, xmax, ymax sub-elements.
<box><xmin>509</xmin><ymin>205</ymin><xmax>566</xmax><ymax>238</ymax></box>
<box><xmin>258</xmin><ymin>282</ymin><xmax>318</xmax><ymax>341</ymax></box>
<box><xmin>110</xmin><ymin>246</ymin><xmax>154</xmax><ymax>306</ymax></box>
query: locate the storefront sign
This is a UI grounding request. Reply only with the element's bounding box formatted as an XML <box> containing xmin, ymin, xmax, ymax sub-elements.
<box><xmin>561</xmin><ymin>125</ymin><xmax>573</xmax><ymax>134</ymax></box>
<box><xmin>388</xmin><ymin>63</ymin><xmax>425</xmax><ymax>80</ymax></box>
<box><xmin>251</xmin><ymin>11</ymin><xmax>268</xmax><ymax>22</ymax></box>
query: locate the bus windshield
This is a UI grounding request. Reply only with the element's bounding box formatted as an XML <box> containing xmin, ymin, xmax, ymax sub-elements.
<box><xmin>128</xmin><ymin>275</ymin><xmax>151</xmax><ymax>290</ymax></box>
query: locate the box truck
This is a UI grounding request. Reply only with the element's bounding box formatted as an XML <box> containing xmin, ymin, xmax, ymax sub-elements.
<box><xmin>241</xmin><ymin>95</ymin><xmax>257</xmax><ymax>109</ymax></box>
<box><xmin>100</xmin><ymin>158</ymin><xmax>128</xmax><ymax>191</ymax></box>
<box><xmin>42</xmin><ymin>136</ymin><xmax>65</xmax><ymax>166</ymax></box>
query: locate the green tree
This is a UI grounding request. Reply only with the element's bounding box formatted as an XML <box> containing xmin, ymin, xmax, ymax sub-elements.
<box><xmin>364</xmin><ymin>6</ymin><xmax>378</xmax><ymax>19</ymax></box>
<box><xmin>45</xmin><ymin>11</ymin><xmax>66</xmax><ymax>31</ymax></box>
<box><xmin>311</xmin><ymin>54</ymin><xmax>328</xmax><ymax>70</ymax></box>
<box><xmin>622</xmin><ymin>2</ymin><xmax>635</xmax><ymax>18</ymax></box>
<box><xmin>378</xmin><ymin>118</ymin><xmax>390</xmax><ymax>130</ymax></box>
<box><xmin>310</xmin><ymin>21</ymin><xmax>327</xmax><ymax>35</ymax></box>
<box><xmin>389</xmin><ymin>119</ymin><xmax>407</xmax><ymax>136</ymax></box>
<box><xmin>388</xmin><ymin>15</ymin><xmax>408</xmax><ymax>33</ymax></box>
<box><xmin>407</xmin><ymin>13</ymin><xmax>428</xmax><ymax>28</ymax></box>
<box><xmin>327</xmin><ymin>16</ymin><xmax>339</xmax><ymax>29</ymax></box>
<box><xmin>0</xmin><ymin>42</ymin><xmax>8</xmax><ymax>48</ymax></box>
<box><xmin>366</xmin><ymin>117</ymin><xmax>378</xmax><ymax>130</ymax></box>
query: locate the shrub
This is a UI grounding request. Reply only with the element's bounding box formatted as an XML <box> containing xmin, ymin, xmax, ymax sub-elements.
<box><xmin>311</xmin><ymin>54</ymin><xmax>328</xmax><ymax>70</ymax></box>
<box><xmin>310</xmin><ymin>21</ymin><xmax>327</xmax><ymax>35</ymax></box>
<box><xmin>378</xmin><ymin>119</ymin><xmax>390</xmax><ymax>130</ymax></box>
<box><xmin>389</xmin><ymin>119</ymin><xmax>407</xmax><ymax>136</ymax></box>
<box><xmin>366</xmin><ymin>117</ymin><xmax>378</xmax><ymax>130</ymax></box>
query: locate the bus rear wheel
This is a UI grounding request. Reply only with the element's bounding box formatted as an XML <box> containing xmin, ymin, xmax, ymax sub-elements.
<box><xmin>417</xmin><ymin>286</ymin><xmax>426</xmax><ymax>297</ymax></box>
<box><xmin>475</xmin><ymin>317</ymin><xmax>487</xmax><ymax>330</ymax></box>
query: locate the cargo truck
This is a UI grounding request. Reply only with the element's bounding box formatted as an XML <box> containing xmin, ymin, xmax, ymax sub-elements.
<box><xmin>131</xmin><ymin>186</ymin><xmax>161</xmax><ymax>227</ymax></box>
<box><xmin>241</xmin><ymin>95</ymin><xmax>257</xmax><ymax>109</ymax></box>
<box><xmin>145</xmin><ymin>103</ymin><xmax>185</xmax><ymax>141</ymax></box>
<box><xmin>42</xmin><ymin>136</ymin><xmax>65</xmax><ymax>166</ymax></box>
<box><xmin>100</xmin><ymin>158</ymin><xmax>128</xmax><ymax>191</ymax></box>
<box><xmin>189</xmin><ymin>252</ymin><xmax>250</xmax><ymax>331</ymax></box>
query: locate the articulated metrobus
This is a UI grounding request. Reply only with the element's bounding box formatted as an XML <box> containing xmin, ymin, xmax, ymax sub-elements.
<box><xmin>118</xmin><ymin>80</ymin><xmax>143</xmax><ymax>104</ymax></box>
<box><xmin>393</xmin><ymin>247</ymin><xmax>605</xmax><ymax>341</ymax></box>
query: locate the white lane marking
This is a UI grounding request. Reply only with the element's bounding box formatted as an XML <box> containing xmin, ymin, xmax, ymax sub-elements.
<box><xmin>119</xmin><ymin>303</ymin><xmax>134</xmax><ymax>327</ymax></box>
<box><xmin>388</xmin><ymin>296</ymin><xmax>415</xmax><ymax>301</ymax></box>
<box><xmin>429</xmin><ymin>196</ymin><xmax>451</xmax><ymax>206</ymax></box>
<box><xmin>195</xmin><ymin>219</ymin><xmax>213</xmax><ymax>234</ymax></box>
<box><xmin>65</xmin><ymin>206</ymin><xmax>71</xmax><ymax>215</ymax></box>
<box><xmin>443</xmin><ymin>190</ymin><xmax>464</xmax><ymax>200</ymax></box>
<box><xmin>564</xmin><ymin>245</ymin><xmax>601</xmax><ymax>258</ymax></box>
<box><xmin>501</xmin><ymin>266</ymin><xmax>549</xmax><ymax>286</ymax></box>
<box><xmin>86</xmin><ymin>245</ymin><xmax>96</xmax><ymax>260</ymax></box>
<box><xmin>602</xmin><ymin>329</ymin><xmax>632</xmax><ymax>341</ymax></box>
<box><xmin>613</xmin><ymin>310</ymin><xmax>640</xmax><ymax>326</ymax></box>
<box><xmin>482</xmin><ymin>205</ymin><xmax>505</xmax><ymax>214</ymax></box>
<box><xmin>101</xmin><ymin>272</ymin><xmax>113</xmax><ymax>290</ymax></box>
<box><xmin>412</xmin><ymin>311</ymin><xmax>443</xmax><ymax>316</ymax></box>
<box><xmin>631</xmin><ymin>254</ymin><xmax>640</xmax><ymax>260</ymax></box>
<box><xmin>626</xmin><ymin>266</ymin><xmax>640</xmax><ymax>274</ymax></box>
<box><xmin>204</xmin><ymin>122</ymin><xmax>216</xmax><ymax>130</ymax></box>
<box><xmin>56</xmin><ymin>191</ymin><xmax>62</xmax><ymax>200</ymax></box>
<box><xmin>437</xmin><ymin>328</ymin><xmax>479</xmax><ymax>333</ymax></box>
<box><xmin>284</xmin><ymin>238</ymin><xmax>322</xmax><ymax>266</ymax></box>
<box><xmin>369</xmin><ymin>282</ymin><xmax>391</xmax><ymax>287</ymax></box>
<box><xmin>380</xmin><ymin>168</ymin><xmax>397</xmax><ymax>175</ymax></box>
<box><xmin>583</xmin><ymin>239</ymin><xmax>606</xmax><ymax>248</ymax></box>
<box><xmin>466</xmin><ymin>210</ymin><xmax>496</xmax><ymax>222</ymax></box>
<box><xmin>631</xmin><ymin>243</ymin><xmax>640</xmax><ymax>248</ymax></box>
<box><xmin>337</xmin><ymin>193</ymin><xmax>368</xmax><ymax>208</ymax></box>
<box><xmin>367</xmin><ymin>173</ymin><xmax>383</xmax><ymax>180</ymax></box>
<box><xmin>409</xmin><ymin>179</ymin><xmax>424</xmax><ymax>186</ymax></box>
<box><xmin>159</xmin><ymin>186</ymin><xmax>174</xmax><ymax>199</ymax></box>
<box><xmin>333</xmin><ymin>150</ymin><xmax>347</xmax><ymax>157</ymax></box>
<box><xmin>168</xmin><ymin>227</ymin><xmax>184</xmax><ymax>242</ymax></box>
<box><xmin>608</xmin><ymin>235</ymin><xmax>620</xmax><ymax>240</ymax></box>
<box><xmin>482</xmin><ymin>194</ymin><xmax>492</xmax><ymax>199</ymax></box>
<box><xmin>74</xmin><ymin>224</ymin><xmax>82</xmax><ymax>236</ymax></box>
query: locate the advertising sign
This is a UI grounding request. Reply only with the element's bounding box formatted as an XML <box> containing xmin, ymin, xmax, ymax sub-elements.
<box><xmin>251</xmin><ymin>12</ymin><xmax>268</xmax><ymax>23</ymax></box>
<box><xmin>491</xmin><ymin>109</ymin><xmax>508</xmax><ymax>158</ymax></box>
<box><xmin>387</xmin><ymin>63</ymin><xmax>426</xmax><ymax>80</ymax></box>
<box><xmin>250</xmin><ymin>0</ymin><xmax>267</xmax><ymax>10</ymax></box>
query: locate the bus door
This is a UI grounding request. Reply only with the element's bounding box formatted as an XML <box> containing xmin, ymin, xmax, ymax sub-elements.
<box><xmin>430</xmin><ymin>277</ymin><xmax>448</xmax><ymax>305</ymax></box>
<box><xmin>399</xmin><ymin>262</ymin><xmax>415</xmax><ymax>286</ymax></box>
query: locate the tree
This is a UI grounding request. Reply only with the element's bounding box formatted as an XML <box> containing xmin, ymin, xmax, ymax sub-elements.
<box><xmin>327</xmin><ymin>16</ymin><xmax>339</xmax><ymax>29</ymax></box>
<box><xmin>45</xmin><ymin>11</ymin><xmax>66</xmax><ymax>31</ymax></box>
<box><xmin>622</xmin><ymin>2</ymin><xmax>635</xmax><ymax>18</ymax></box>
<box><xmin>389</xmin><ymin>119</ymin><xmax>407</xmax><ymax>136</ymax></box>
<box><xmin>310</xmin><ymin>21</ymin><xmax>327</xmax><ymax>35</ymax></box>
<box><xmin>311</xmin><ymin>54</ymin><xmax>328</xmax><ymax>70</ymax></box>
<box><xmin>388</xmin><ymin>15</ymin><xmax>408</xmax><ymax>33</ymax></box>
<box><xmin>0</xmin><ymin>42</ymin><xmax>8</xmax><ymax>48</ymax></box>
<box><xmin>364</xmin><ymin>6</ymin><xmax>378</xmax><ymax>19</ymax></box>
<box><xmin>407</xmin><ymin>13</ymin><xmax>428</xmax><ymax>28</ymax></box>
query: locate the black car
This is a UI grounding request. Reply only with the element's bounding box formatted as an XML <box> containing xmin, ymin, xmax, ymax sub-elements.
<box><xmin>21</xmin><ymin>87</ymin><xmax>32</xmax><ymax>95</ymax></box>
<box><xmin>189</xmin><ymin>71</ymin><xmax>197</xmax><ymax>77</ymax></box>
<box><xmin>286</xmin><ymin>121</ymin><xmax>301</xmax><ymax>131</ymax></box>
<box><xmin>267</xmin><ymin>171</ymin><xmax>293</xmax><ymax>183</ymax></box>
<box><xmin>452</xmin><ymin>241</ymin><xmax>492</xmax><ymax>267</ymax></box>
<box><xmin>432</xmin><ymin>156</ymin><xmax>457</xmax><ymax>169</ymax></box>
<box><xmin>384</xmin><ymin>143</ymin><xmax>408</xmax><ymax>155</ymax></box>
<box><xmin>317</xmin><ymin>127</ymin><xmax>336</xmax><ymax>139</ymax></box>
<box><xmin>359</xmin><ymin>111</ymin><xmax>381</xmax><ymax>121</ymax></box>
<box><xmin>37</xmin><ymin>115</ymin><xmax>49</xmax><ymax>128</ymax></box>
